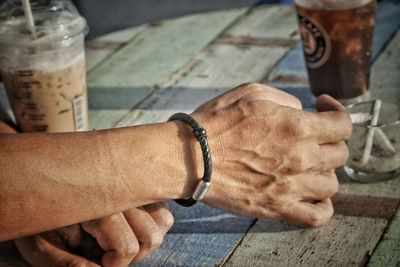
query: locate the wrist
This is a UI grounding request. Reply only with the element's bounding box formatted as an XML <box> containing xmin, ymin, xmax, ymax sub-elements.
<box><xmin>162</xmin><ymin>120</ymin><xmax>203</xmax><ymax>200</ymax></box>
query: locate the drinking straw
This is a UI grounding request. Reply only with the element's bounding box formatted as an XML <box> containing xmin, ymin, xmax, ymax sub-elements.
<box><xmin>361</xmin><ymin>99</ymin><xmax>382</xmax><ymax>164</ymax></box>
<box><xmin>21</xmin><ymin>0</ymin><xmax>37</xmax><ymax>39</ymax></box>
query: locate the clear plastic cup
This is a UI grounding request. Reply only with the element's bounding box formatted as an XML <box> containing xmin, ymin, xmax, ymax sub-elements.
<box><xmin>0</xmin><ymin>0</ymin><xmax>88</xmax><ymax>132</ymax></box>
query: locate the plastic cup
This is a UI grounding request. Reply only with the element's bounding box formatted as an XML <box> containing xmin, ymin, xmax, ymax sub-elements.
<box><xmin>0</xmin><ymin>0</ymin><xmax>88</xmax><ymax>132</ymax></box>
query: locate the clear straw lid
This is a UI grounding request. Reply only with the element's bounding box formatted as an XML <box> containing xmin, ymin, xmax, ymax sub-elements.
<box><xmin>0</xmin><ymin>0</ymin><xmax>87</xmax><ymax>45</ymax></box>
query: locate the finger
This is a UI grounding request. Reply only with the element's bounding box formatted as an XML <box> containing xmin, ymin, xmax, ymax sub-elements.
<box><xmin>81</xmin><ymin>213</ymin><xmax>139</xmax><ymax>267</ymax></box>
<box><xmin>143</xmin><ymin>202</ymin><xmax>174</xmax><ymax>233</ymax></box>
<box><xmin>15</xmin><ymin>235</ymin><xmax>100</xmax><ymax>267</ymax></box>
<box><xmin>316</xmin><ymin>94</ymin><xmax>346</xmax><ymax>112</ymax></box>
<box><xmin>318</xmin><ymin>142</ymin><xmax>349</xmax><ymax>170</ymax></box>
<box><xmin>123</xmin><ymin>207</ymin><xmax>165</xmax><ymax>263</ymax></box>
<box><xmin>294</xmin><ymin>170</ymin><xmax>339</xmax><ymax>200</ymax></box>
<box><xmin>0</xmin><ymin>121</ymin><xmax>17</xmax><ymax>133</ymax></box>
<box><xmin>280</xmin><ymin>198</ymin><xmax>334</xmax><ymax>227</ymax></box>
<box><xmin>307</xmin><ymin>110</ymin><xmax>352</xmax><ymax>144</ymax></box>
<box><xmin>309</xmin><ymin>95</ymin><xmax>352</xmax><ymax>144</ymax></box>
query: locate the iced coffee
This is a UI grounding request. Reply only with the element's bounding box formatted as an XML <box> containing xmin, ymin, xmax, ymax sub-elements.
<box><xmin>295</xmin><ymin>0</ymin><xmax>376</xmax><ymax>103</ymax></box>
<box><xmin>0</xmin><ymin>0</ymin><xmax>88</xmax><ymax>132</ymax></box>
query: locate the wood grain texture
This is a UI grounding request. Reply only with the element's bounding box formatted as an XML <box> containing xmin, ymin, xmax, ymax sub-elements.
<box><xmin>134</xmin><ymin>202</ymin><xmax>254</xmax><ymax>267</ymax></box>
<box><xmin>371</xmin><ymin>30</ymin><xmax>400</xmax><ymax>101</ymax></box>
<box><xmin>88</xmin><ymin>9</ymin><xmax>247</xmax><ymax>88</ymax></box>
<box><xmin>89</xmin><ymin>109</ymin><xmax>131</xmax><ymax>130</ymax></box>
<box><xmin>332</xmin><ymin>193</ymin><xmax>400</xmax><ymax>219</ymax></box>
<box><xmin>85</xmin><ymin>25</ymin><xmax>146</xmax><ymax>71</ymax></box>
<box><xmin>86</xmin><ymin>9</ymin><xmax>247</xmax><ymax>129</ymax></box>
<box><xmin>224</xmin><ymin>215</ymin><xmax>387</xmax><ymax>267</ymax></box>
<box><xmin>337</xmin><ymin>169</ymin><xmax>400</xmax><ymax>199</ymax></box>
<box><xmin>226</xmin><ymin>5</ymin><xmax>299</xmax><ymax>40</ymax></box>
<box><xmin>86</xmin><ymin>9</ymin><xmax>247</xmax><ymax>130</ymax></box>
<box><xmin>116</xmin><ymin>44</ymin><xmax>288</xmax><ymax>127</ymax></box>
<box><xmin>368</xmin><ymin>208</ymin><xmax>400</xmax><ymax>267</ymax></box>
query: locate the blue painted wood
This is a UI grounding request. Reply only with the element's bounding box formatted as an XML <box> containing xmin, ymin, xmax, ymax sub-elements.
<box><xmin>267</xmin><ymin>1</ymin><xmax>400</xmax><ymax>85</ymax></box>
<box><xmin>135</xmin><ymin>202</ymin><xmax>254</xmax><ymax>267</ymax></box>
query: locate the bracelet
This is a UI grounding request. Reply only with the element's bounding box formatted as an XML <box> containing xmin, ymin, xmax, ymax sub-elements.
<box><xmin>168</xmin><ymin>113</ymin><xmax>212</xmax><ymax>207</ymax></box>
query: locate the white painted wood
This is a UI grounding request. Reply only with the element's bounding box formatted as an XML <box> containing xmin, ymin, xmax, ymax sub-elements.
<box><xmin>88</xmin><ymin>9</ymin><xmax>247</xmax><ymax>88</ymax></box>
<box><xmin>226</xmin><ymin>5</ymin><xmax>299</xmax><ymax>40</ymax></box>
<box><xmin>85</xmin><ymin>26</ymin><xmax>146</xmax><ymax>71</ymax></box>
<box><xmin>371</xmin><ymin>30</ymin><xmax>400</xmax><ymax>101</ymax></box>
<box><xmin>116</xmin><ymin>44</ymin><xmax>288</xmax><ymax>127</ymax></box>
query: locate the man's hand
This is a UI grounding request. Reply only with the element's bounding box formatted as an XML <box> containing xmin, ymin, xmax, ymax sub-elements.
<box><xmin>191</xmin><ymin>83</ymin><xmax>351</xmax><ymax>227</ymax></box>
<box><xmin>15</xmin><ymin>202</ymin><xmax>174</xmax><ymax>267</ymax></box>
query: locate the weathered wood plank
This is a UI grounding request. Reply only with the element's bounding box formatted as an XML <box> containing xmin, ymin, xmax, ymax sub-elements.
<box><xmin>368</xmin><ymin>207</ymin><xmax>400</xmax><ymax>267</ymax></box>
<box><xmin>89</xmin><ymin>109</ymin><xmax>131</xmax><ymax>130</ymax></box>
<box><xmin>226</xmin><ymin>5</ymin><xmax>299</xmax><ymax>40</ymax></box>
<box><xmin>88</xmin><ymin>8</ymin><xmax>247</xmax><ymax>89</ymax></box>
<box><xmin>87</xmin><ymin>9</ymin><xmax>247</xmax><ymax>130</ymax></box>
<box><xmin>224</xmin><ymin>215</ymin><xmax>387</xmax><ymax>267</ymax></box>
<box><xmin>85</xmin><ymin>25</ymin><xmax>146</xmax><ymax>71</ymax></box>
<box><xmin>337</xmin><ymin>169</ymin><xmax>400</xmax><ymax>199</ymax></box>
<box><xmin>86</xmin><ymin>9</ymin><xmax>247</xmax><ymax>129</ymax></box>
<box><xmin>136</xmin><ymin>202</ymin><xmax>254</xmax><ymax>267</ymax></box>
<box><xmin>85</xmin><ymin>26</ymin><xmax>147</xmax><ymax>129</ymax></box>
<box><xmin>267</xmin><ymin>1</ymin><xmax>400</xmax><ymax>85</ymax></box>
<box><xmin>116</xmin><ymin>44</ymin><xmax>288</xmax><ymax>127</ymax></box>
<box><xmin>332</xmin><ymin>193</ymin><xmax>400</xmax><ymax>219</ymax></box>
<box><xmin>370</xmin><ymin>30</ymin><xmax>400</xmax><ymax>101</ymax></box>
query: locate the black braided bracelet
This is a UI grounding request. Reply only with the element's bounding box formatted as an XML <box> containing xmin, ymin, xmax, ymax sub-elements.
<box><xmin>168</xmin><ymin>113</ymin><xmax>212</xmax><ymax>207</ymax></box>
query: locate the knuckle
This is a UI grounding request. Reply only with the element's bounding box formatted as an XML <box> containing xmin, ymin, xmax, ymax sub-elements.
<box><xmin>285</xmin><ymin>155</ymin><xmax>306</xmax><ymax>174</ymax></box>
<box><xmin>237</xmin><ymin>98</ymin><xmax>259</xmax><ymax>114</ymax></box>
<box><xmin>306</xmin><ymin>205</ymin><xmax>333</xmax><ymax>228</ymax></box>
<box><xmin>328</xmin><ymin>173</ymin><xmax>340</xmax><ymax>196</ymax></box>
<box><xmin>340</xmin><ymin>111</ymin><xmax>353</xmax><ymax>139</ymax></box>
<box><xmin>296</xmin><ymin>116</ymin><xmax>312</xmax><ymax>137</ymax></box>
<box><xmin>159</xmin><ymin>211</ymin><xmax>174</xmax><ymax>231</ymax></box>
<box><xmin>120</xmin><ymin>239</ymin><xmax>140</xmax><ymax>259</ymax></box>
<box><xmin>240</xmin><ymin>82</ymin><xmax>261</xmax><ymax>90</ymax></box>
<box><xmin>31</xmin><ymin>236</ymin><xmax>48</xmax><ymax>253</ymax></box>
<box><xmin>290</xmin><ymin>96</ymin><xmax>303</xmax><ymax>110</ymax></box>
<box><xmin>143</xmin><ymin>232</ymin><xmax>164</xmax><ymax>249</ymax></box>
<box><xmin>307</xmin><ymin>214</ymin><xmax>324</xmax><ymax>228</ymax></box>
<box><xmin>342</xmin><ymin>142</ymin><xmax>350</xmax><ymax>162</ymax></box>
<box><xmin>282</xmin><ymin>113</ymin><xmax>312</xmax><ymax>139</ymax></box>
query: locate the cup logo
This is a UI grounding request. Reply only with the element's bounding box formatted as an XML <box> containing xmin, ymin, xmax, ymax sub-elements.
<box><xmin>298</xmin><ymin>13</ymin><xmax>331</xmax><ymax>69</ymax></box>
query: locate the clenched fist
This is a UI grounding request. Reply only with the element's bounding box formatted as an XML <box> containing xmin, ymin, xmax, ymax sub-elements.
<box><xmin>190</xmin><ymin>83</ymin><xmax>351</xmax><ymax>227</ymax></box>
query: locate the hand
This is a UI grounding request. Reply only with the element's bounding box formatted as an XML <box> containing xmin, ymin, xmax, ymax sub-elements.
<box><xmin>191</xmin><ymin>83</ymin><xmax>351</xmax><ymax>227</ymax></box>
<box><xmin>15</xmin><ymin>202</ymin><xmax>174</xmax><ymax>267</ymax></box>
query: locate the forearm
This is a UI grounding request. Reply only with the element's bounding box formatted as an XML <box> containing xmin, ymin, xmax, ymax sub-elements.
<box><xmin>0</xmin><ymin>121</ymin><xmax>200</xmax><ymax>241</ymax></box>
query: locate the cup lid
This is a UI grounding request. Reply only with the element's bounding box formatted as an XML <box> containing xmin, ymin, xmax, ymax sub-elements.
<box><xmin>0</xmin><ymin>0</ymin><xmax>86</xmax><ymax>45</ymax></box>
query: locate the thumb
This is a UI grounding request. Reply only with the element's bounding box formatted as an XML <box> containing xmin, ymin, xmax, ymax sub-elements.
<box><xmin>316</xmin><ymin>94</ymin><xmax>347</xmax><ymax>112</ymax></box>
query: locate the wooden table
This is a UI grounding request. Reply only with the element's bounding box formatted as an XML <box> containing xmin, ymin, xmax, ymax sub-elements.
<box><xmin>1</xmin><ymin>1</ymin><xmax>399</xmax><ymax>266</ymax></box>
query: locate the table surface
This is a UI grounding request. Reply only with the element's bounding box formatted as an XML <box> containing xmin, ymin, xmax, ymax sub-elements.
<box><xmin>0</xmin><ymin>1</ymin><xmax>399</xmax><ymax>266</ymax></box>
